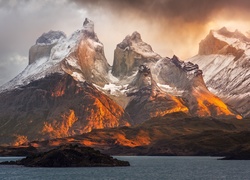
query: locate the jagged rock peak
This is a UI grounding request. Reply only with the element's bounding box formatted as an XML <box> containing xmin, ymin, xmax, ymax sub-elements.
<box><xmin>170</xmin><ymin>55</ymin><xmax>202</xmax><ymax>77</ymax></box>
<box><xmin>36</xmin><ymin>30</ymin><xmax>66</xmax><ymax>45</ymax></box>
<box><xmin>112</xmin><ymin>31</ymin><xmax>161</xmax><ymax>78</ymax></box>
<box><xmin>128</xmin><ymin>64</ymin><xmax>162</xmax><ymax>94</ymax></box>
<box><xmin>138</xmin><ymin>64</ymin><xmax>150</xmax><ymax>74</ymax></box>
<box><xmin>217</xmin><ymin>27</ymin><xmax>228</xmax><ymax>35</ymax></box>
<box><xmin>83</xmin><ymin>18</ymin><xmax>94</xmax><ymax>33</ymax></box>
<box><xmin>117</xmin><ymin>31</ymin><xmax>143</xmax><ymax>49</ymax></box>
<box><xmin>199</xmin><ymin>27</ymin><xmax>248</xmax><ymax>56</ymax></box>
<box><xmin>215</xmin><ymin>27</ymin><xmax>250</xmax><ymax>42</ymax></box>
<box><xmin>130</xmin><ymin>31</ymin><xmax>142</xmax><ymax>42</ymax></box>
<box><xmin>127</xmin><ymin>64</ymin><xmax>152</xmax><ymax>90</ymax></box>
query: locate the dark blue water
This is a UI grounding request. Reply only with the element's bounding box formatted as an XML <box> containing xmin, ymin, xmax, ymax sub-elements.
<box><xmin>0</xmin><ymin>156</ymin><xmax>250</xmax><ymax>180</ymax></box>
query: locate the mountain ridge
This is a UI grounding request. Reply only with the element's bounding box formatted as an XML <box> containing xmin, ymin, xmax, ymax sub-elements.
<box><xmin>0</xmin><ymin>19</ymin><xmax>244</xmax><ymax>146</ymax></box>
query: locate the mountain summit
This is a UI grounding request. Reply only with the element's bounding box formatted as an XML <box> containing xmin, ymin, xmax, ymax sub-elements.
<box><xmin>83</xmin><ymin>18</ymin><xmax>95</xmax><ymax>33</ymax></box>
<box><xmin>198</xmin><ymin>27</ymin><xmax>248</xmax><ymax>57</ymax></box>
<box><xmin>112</xmin><ymin>31</ymin><xmax>161</xmax><ymax>77</ymax></box>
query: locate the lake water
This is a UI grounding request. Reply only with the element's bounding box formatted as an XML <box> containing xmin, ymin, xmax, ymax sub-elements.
<box><xmin>0</xmin><ymin>156</ymin><xmax>250</xmax><ymax>180</ymax></box>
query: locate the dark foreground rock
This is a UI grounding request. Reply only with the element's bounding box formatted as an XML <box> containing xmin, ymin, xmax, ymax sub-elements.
<box><xmin>0</xmin><ymin>144</ymin><xmax>130</xmax><ymax>167</ymax></box>
<box><xmin>220</xmin><ymin>148</ymin><xmax>250</xmax><ymax>160</ymax></box>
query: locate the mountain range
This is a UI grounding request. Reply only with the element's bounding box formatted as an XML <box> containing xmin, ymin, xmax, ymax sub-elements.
<box><xmin>0</xmin><ymin>18</ymin><xmax>248</xmax><ymax>148</ymax></box>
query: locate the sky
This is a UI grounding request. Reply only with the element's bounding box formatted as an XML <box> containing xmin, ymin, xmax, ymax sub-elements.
<box><xmin>1</xmin><ymin>0</ymin><xmax>250</xmax><ymax>85</ymax></box>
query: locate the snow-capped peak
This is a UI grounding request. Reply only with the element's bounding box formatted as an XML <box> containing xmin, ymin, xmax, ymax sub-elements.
<box><xmin>0</xmin><ymin>18</ymin><xmax>110</xmax><ymax>92</ymax></box>
<box><xmin>199</xmin><ymin>27</ymin><xmax>250</xmax><ymax>56</ymax></box>
<box><xmin>215</xmin><ymin>27</ymin><xmax>250</xmax><ymax>42</ymax></box>
<box><xmin>211</xmin><ymin>27</ymin><xmax>250</xmax><ymax>55</ymax></box>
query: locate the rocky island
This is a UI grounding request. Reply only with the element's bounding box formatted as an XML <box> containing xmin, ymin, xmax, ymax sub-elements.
<box><xmin>0</xmin><ymin>144</ymin><xmax>130</xmax><ymax>167</ymax></box>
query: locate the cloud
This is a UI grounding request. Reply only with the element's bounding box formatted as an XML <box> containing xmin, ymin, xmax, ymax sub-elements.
<box><xmin>70</xmin><ymin>0</ymin><xmax>250</xmax><ymax>59</ymax></box>
<box><xmin>71</xmin><ymin>0</ymin><xmax>250</xmax><ymax>22</ymax></box>
<box><xmin>0</xmin><ymin>0</ymin><xmax>85</xmax><ymax>85</ymax></box>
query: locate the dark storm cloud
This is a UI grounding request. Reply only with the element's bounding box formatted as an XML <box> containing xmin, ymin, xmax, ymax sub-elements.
<box><xmin>71</xmin><ymin>0</ymin><xmax>250</xmax><ymax>23</ymax></box>
<box><xmin>70</xmin><ymin>0</ymin><xmax>250</xmax><ymax>61</ymax></box>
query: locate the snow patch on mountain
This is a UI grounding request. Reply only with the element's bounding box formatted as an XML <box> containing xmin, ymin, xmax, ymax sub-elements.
<box><xmin>71</xmin><ymin>72</ymin><xmax>85</xmax><ymax>82</ymax></box>
<box><xmin>51</xmin><ymin>30</ymin><xmax>82</xmax><ymax>62</ymax></box>
<box><xmin>157</xmin><ymin>83</ymin><xmax>184</xmax><ymax>96</ymax></box>
<box><xmin>188</xmin><ymin>54</ymin><xmax>235</xmax><ymax>82</ymax></box>
<box><xmin>103</xmin><ymin>83</ymin><xmax>128</xmax><ymax>96</ymax></box>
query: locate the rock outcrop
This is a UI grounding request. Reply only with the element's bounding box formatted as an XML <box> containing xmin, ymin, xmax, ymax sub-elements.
<box><xmin>112</xmin><ymin>31</ymin><xmax>161</xmax><ymax>78</ymax></box>
<box><xmin>0</xmin><ymin>144</ymin><xmax>130</xmax><ymax>167</ymax></box>
<box><xmin>68</xmin><ymin>18</ymin><xmax>110</xmax><ymax>86</ymax></box>
<box><xmin>153</xmin><ymin>55</ymin><xmax>202</xmax><ymax>89</ymax></box>
<box><xmin>125</xmin><ymin>65</ymin><xmax>188</xmax><ymax>124</ymax></box>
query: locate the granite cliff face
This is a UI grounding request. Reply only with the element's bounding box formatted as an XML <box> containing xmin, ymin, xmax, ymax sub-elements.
<box><xmin>112</xmin><ymin>31</ymin><xmax>161</xmax><ymax>78</ymax></box>
<box><xmin>189</xmin><ymin>27</ymin><xmax>250</xmax><ymax>117</ymax></box>
<box><xmin>63</xmin><ymin>18</ymin><xmax>110</xmax><ymax>86</ymax></box>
